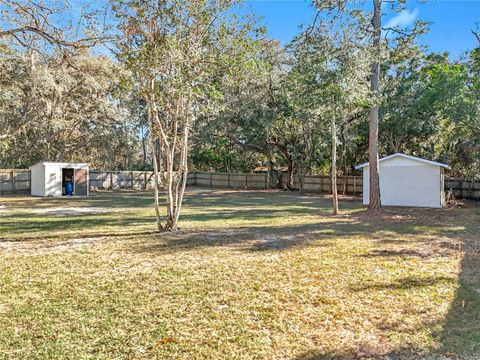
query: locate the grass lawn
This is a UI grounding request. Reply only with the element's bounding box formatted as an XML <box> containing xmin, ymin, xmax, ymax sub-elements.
<box><xmin>0</xmin><ymin>189</ymin><xmax>479</xmax><ymax>359</ymax></box>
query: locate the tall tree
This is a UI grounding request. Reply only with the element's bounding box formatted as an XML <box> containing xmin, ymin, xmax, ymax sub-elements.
<box><xmin>289</xmin><ymin>14</ymin><xmax>370</xmax><ymax>212</ymax></box>
<box><xmin>114</xmin><ymin>0</ymin><xmax>261</xmax><ymax>232</ymax></box>
<box><xmin>313</xmin><ymin>0</ymin><xmax>427</xmax><ymax>209</ymax></box>
<box><xmin>368</xmin><ymin>0</ymin><xmax>382</xmax><ymax>210</ymax></box>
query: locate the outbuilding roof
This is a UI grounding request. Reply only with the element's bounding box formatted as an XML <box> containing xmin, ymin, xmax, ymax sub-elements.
<box><xmin>354</xmin><ymin>153</ymin><xmax>449</xmax><ymax>170</ymax></box>
<box><xmin>29</xmin><ymin>161</ymin><xmax>89</xmax><ymax>169</ymax></box>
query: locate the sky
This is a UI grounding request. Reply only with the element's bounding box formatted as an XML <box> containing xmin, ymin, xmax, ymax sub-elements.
<box><xmin>246</xmin><ymin>0</ymin><xmax>480</xmax><ymax>58</ymax></box>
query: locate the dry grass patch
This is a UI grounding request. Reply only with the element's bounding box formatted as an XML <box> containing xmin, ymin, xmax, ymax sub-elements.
<box><xmin>0</xmin><ymin>189</ymin><xmax>479</xmax><ymax>359</ymax></box>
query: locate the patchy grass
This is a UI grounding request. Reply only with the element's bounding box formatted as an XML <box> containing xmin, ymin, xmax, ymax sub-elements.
<box><xmin>0</xmin><ymin>189</ymin><xmax>479</xmax><ymax>359</ymax></box>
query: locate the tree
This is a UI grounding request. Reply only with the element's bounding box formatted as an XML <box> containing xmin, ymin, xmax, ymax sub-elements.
<box><xmin>0</xmin><ymin>46</ymin><xmax>140</xmax><ymax>168</ymax></box>
<box><xmin>313</xmin><ymin>0</ymin><xmax>428</xmax><ymax>210</ymax></box>
<box><xmin>192</xmin><ymin>39</ymin><xmax>286</xmax><ymax>186</ymax></box>
<box><xmin>289</xmin><ymin>14</ymin><xmax>371</xmax><ymax>212</ymax></box>
<box><xmin>114</xmin><ymin>0</ymin><xmax>262</xmax><ymax>232</ymax></box>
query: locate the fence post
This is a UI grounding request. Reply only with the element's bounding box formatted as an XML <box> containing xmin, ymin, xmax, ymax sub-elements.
<box><xmin>130</xmin><ymin>171</ymin><xmax>134</xmax><ymax>189</ymax></box>
<box><xmin>227</xmin><ymin>173</ymin><xmax>230</xmax><ymax>188</ymax></box>
<box><xmin>353</xmin><ymin>176</ymin><xmax>356</xmax><ymax>195</ymax></box>
<box><xmin>245</xmin><ymin>174</ymin><xmax>248</xmax><ymax>189</ymax></box>
<box><xmin>110</xmin><ymin>172</ymin><xmax>113</xmax><ymax>190</ymax></box>
<box><xmin>10</xmin><ymin>170</ymin><xmax>15</xmax><ymax>194</ymax></box>
<box><xmin>210</xmin><ymin>172</ymin><xmax>213</xmax><ymax>187</ymax></box>
<box><xmin>264</xmin><ymin>174</ymin><xmax>267</xmax><ymax>189</ymax></box>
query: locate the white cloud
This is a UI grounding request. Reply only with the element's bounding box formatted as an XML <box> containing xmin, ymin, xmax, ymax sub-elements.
<box><xmin>385</xmin><ymin>8</ymin><xmax>419</xmax><ymax>29</ymax></box>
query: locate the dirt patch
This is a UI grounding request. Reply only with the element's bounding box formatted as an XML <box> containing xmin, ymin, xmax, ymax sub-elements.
<box><xmin>29</xmin><ymin>207</ymin><xmax>118</xmax><ymax>215</ymax></box>
<box><xmin>0</xmin><ymin>236</ymin><xmax>110</xmax><ymax>254</ymax></box>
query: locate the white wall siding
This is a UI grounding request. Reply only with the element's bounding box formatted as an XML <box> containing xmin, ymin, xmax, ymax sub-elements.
<box><xmin>381</xmin><ymin>165</ymin><xmax>441</xmax><ymax>208</ymax></box>
<box><xmin>362</xmin><ymin>156</ymin><xmax>443</xmax><ymax>208</ymax></box>
<box><xmin>30</xmin><ymin>163</ymin><xmax>45</xmax><ymax>196</ymax></box>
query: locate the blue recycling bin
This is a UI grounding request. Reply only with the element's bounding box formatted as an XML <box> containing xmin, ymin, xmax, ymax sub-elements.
<box><xmin>66</xmin><ymin>181</ymin><xmax>74</xmax><ymax>196</ymax></box>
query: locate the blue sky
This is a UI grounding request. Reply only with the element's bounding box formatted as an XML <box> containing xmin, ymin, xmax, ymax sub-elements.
<box><xmin>246</xmin><ymin>0</ymin><xmax>480</xmax><ymax>58</ymax></box>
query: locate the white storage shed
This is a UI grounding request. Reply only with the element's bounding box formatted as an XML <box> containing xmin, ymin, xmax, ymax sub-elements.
<box><xmin>355</xmin><ymin>153</ymin><xmax>449</xmax><ymax>208</ymax></box>
<box><xmin>29</xmin><ymin>162</ymin><xmax>89</xmax><ymax>197</ymax></box>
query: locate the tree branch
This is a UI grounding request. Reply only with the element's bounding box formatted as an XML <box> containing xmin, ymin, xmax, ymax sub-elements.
<box><xmin>0</xmin><ymin>26</ymin><xmax>109</xmax><ymax>48</ymax></box>
<box><xmin>472</xmin><ymin>29</ymin><xmax>480</xmax><ymax>45</ymax></box>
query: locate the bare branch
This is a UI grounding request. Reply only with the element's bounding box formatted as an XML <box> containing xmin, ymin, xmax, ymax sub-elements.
<box><xmin>473</xmin><ymin>29</ymin><xmax>480</xmax><ymax>45</ymax></box>
<box><xmin>0</xmin><ymin>26</ymin><xmax>110</xmax><ymax>48</ymax></box>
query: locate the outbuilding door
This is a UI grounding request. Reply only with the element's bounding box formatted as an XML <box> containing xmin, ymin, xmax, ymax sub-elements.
<box><xmin>74</xmin><ymin>168</ymin><xmax>88</xmax><ymax>195</ymax></box>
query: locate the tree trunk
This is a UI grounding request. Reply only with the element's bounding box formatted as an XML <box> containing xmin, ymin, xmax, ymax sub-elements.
<box><xmin>286</xmin><ymin>158</ymin><xmax>294</xmax><ymax>190</ymax></box>
<box><xmin>141</xmin><ymin>124</ymin><xmax>147</xmax><ymax>183</ymax></box>
<box><xmin>170</xmin><ymin>118</ymin><xmax>190</xmax><ymax>231</ymax></box>
<box><xmin>163</xmin><ymin>146</ymin><xmax>176</xmax><ymax>230</ymax></box>
<box><xmin>267</xmin><ymin>147</ymin><xmax>274</xmax><ymax>189</ymax></box>
<box><xmin>149</xmin><ymin>115</ymin><xmax>163</xmax><ymax>232</ymax></box>
<box><xmin>341</xmin><ymin>126</ymin><xmax>348</xmax><ymax>195</ymax></box>
<box><xmin>331</xmin><ymin>111</ymin><xmax>339</xmax><ymax>215</ymax></box>
<box><xmin>368</xmin><ymin>0</ymin><xmax>382</xmax><ymax>210</ymax></box>
<box><xmin>298</xmin><ymin>165</ymin><xmax>304</xmax><ymax>193</ymax></box>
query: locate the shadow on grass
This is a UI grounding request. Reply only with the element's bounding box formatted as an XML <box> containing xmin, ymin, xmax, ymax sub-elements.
<box><xmin>0</xmin><ymin>190</ymin><xmax>369</xmax><ymax>240</ymax></box>
<box><xmin>294</xmin><ymin>347</ymin><xmax>427</xmax><ymax>360</ymax></box>
<box><xmin>293</xmin><ymin>264</ymin><xmax>479</xmax><ymax>359</ymax></box>
<box><xmin>126</xmin><ymin>214</ymin><xmax>452</xmax><ymax>256</ymax></box>
<box><xmin>0</xmin><ymin>214</ymin><xmax>157</xmax><ymax>239</ymax></box>
<box><xmin>293</xmin><ymin>250</ymin><xmax>480</xmax><ymax>359</ymax></box>
<box><xmin>439</xmin><ymin>251</ymin><xmax>480</xmax><ymax>356</ymax></box>
<box><xmin>1</xmin><ymin>208</ymin><xmax>460</xmax><ymax>245</ymax></box>
<box><xmin>352</xmin><ymin>275</ymin><xmax>456</xmax><ymax>292</ymax></box>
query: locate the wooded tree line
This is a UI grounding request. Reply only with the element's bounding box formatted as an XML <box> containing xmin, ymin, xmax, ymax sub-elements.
<box><xmin>1</xmin><ymin>0</ymin><xmax>479</xmax><ymax>230</ymax></box>
<box><xmin>0</xmin><ymin>0</ymin><xmax>148</xmax><ymax>169</ymax></box>
<box><xmin>192</xmin><ymin>12</ymin><xmax>480</xmax><ymax>184</ymax></box>
<box><xmin>0</xmin><ymin>48</ymin><xmax>149</xmax><ymax>169</ymax></box>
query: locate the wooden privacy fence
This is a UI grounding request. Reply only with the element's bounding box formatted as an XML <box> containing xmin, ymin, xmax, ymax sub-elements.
<box><xmin>279</xmin><ymin>174</ymin><xmax>362</xmax><ymax>194</ymax></box>
<box><xmin>0</xmin><ymin>169</ymin><xmax>195</xmax><ymax>195</ymax></box>
<box><xmin>89</xmin><ymin>171</ymin><xmax>196</xmax><ymax>190</ymax></box>
<box><xmin>0</xmin><ymin>169</ymin><xmax>30</xmax><ymax>194</ymax></box>
<box><xmin>88</xmin><ymin>171</ymin><xmax>178</xmax><ymax>190</ymax></box>
<box><xmin>195</xmin><ymin>172</ymin><xmax>275</xmax><ymax>190</ymax></box>
<box><xmin>194</xmin><ymin>171</ymin><xmax>362</xmax><ymax>194</ymax></box>
<box><xmin>444</xmin><ymin>178</ymin><xmax>480</xmax><ymax>200</ymax></box>
<box><xmin>1</xmin><ymin>169</ymin><xmax>480</xmax><ymax>199</ymax></box>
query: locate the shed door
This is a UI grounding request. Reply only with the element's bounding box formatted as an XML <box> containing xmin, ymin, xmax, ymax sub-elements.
<box><xmin>74</xmin><ymin>168</ymin><xmax>88</xmax><ymax>195</ymax></box>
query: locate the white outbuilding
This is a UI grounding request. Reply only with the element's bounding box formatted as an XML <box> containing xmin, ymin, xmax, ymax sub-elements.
<box><xmin>355</xmin><ymin>153</ymin><xmax>449</xmax><ymax>208</ymax></box>
<box><xmin>29</xmin><ymin>161</ymin><xmax>89</xmax><ymax>197</ymax></box>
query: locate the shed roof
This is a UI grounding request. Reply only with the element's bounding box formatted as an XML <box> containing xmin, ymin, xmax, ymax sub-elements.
<box><xmin>29</xmin><ymin>161</ymin><xmax>89</xmax><ymax>169</ymax></box>
<box><xmin>354</xmin><ymin>153</ymin><xmax>449</xmax><ymax>170</ymax></box>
